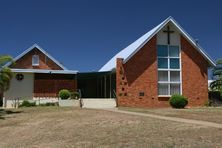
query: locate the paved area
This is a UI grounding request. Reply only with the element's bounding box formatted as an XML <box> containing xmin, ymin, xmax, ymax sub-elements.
<box><xmin>105</xmin><ymin>108</ymin><xmax>222</xmax><ymax>129</ymax></box>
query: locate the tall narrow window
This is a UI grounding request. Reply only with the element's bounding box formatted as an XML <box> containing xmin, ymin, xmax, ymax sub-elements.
<box><xmin>32</xmin><ymin>55</ymin><xmax>39</xmax><ymax>66</ymax></box>
<box><xmin>157</xmin><ymin>45</ymin><xmax>181</xmax><ymax>96</ymax></box>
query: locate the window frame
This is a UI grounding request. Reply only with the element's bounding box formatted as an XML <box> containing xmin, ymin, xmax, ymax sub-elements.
<box><xmin>32</xmin><ymin>55</ymin><xmax>39</xmax><ymax>66</ymax></box>
<box><xmin>157</xmin><ymin>44</ymin><xmax>182</xmax><ymax>97</ymax></box>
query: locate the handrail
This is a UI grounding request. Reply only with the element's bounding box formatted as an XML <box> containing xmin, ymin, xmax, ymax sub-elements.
<box><xmin>113</xmin><ymin>89</ymin><xmax>116</xmax><ymax>98</ymax></box>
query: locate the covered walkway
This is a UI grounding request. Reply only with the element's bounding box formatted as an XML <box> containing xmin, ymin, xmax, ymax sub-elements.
<box><xmin>77</xmin><ymin>71</ymin><xmax>116</xmax><ymax>98</ymax></box>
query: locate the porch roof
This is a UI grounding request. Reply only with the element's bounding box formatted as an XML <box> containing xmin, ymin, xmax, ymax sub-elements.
<box><xmin>77</xmin><ymin>71</ymin><xmax>114</xmax><ymax>79</ymax></box>
<box><xmin>11</xmin><ymin>68</ymin><xmax>78</xmax><ymax>74</ymax></box>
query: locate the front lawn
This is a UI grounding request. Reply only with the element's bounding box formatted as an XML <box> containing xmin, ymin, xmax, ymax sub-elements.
<box><xmin>0</xmin><ymin>107</ymin><xmax>222</xmax><ymax>147</ymax></box>
<box><xmin>120</xmin><ymin>107</ymin><xmax>222</xmax><ymax>124</ymax></box>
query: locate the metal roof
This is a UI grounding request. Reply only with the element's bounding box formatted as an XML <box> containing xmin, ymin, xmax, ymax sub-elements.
<box><xmin>99</xmin><ymin>16</ymin><xmax>216</xmax><ymax>72</ymax></box>
<box><xmin>11</xmin><ymin>68</ymin><xmax>77</xmax><ymax>74</ymax></box>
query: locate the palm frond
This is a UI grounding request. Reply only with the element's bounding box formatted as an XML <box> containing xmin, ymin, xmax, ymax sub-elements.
<box><xmin>0</xmin><ymin>55</ymin><xmax>13</xmax><ymax>67</ymax></box>
<box><xmin>0</xmin><ymin>66</ymin><xmax>13</xmax><ymax>91</ymax></box>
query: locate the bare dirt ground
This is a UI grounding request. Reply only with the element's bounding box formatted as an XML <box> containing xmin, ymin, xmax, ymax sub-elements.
<box><xmin>120</xmin><ymin>107</ymin><xmax>222</xmax><ymax>124</ymax></box>
<box><xmin>0</xmin><ymin>107</ymin><xmax>222</xmax><ymax>148</ymax></box>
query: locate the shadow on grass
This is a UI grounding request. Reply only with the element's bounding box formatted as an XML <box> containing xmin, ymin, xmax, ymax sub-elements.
<box><xmin>0</xmin><ymin>109</ymin><xmax>23</xmax><ymax>120</ymax></box>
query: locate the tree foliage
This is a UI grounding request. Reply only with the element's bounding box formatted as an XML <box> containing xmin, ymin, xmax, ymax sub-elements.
<box><xmin>0</xmin><ymin>55</ymin><xmax>13</xmax><ymax>92</ymax></box>
<box><xmin>210</xmin><ymin>59</ymin><xmax>222</xmax><ymax>92</ymax></box>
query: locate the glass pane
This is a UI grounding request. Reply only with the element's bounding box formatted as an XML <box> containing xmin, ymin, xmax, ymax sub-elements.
<box><xmin>170</xmin><ymin>58</ymin><xmax>180</xmax><ymax>69</ymax></box>
<box><xmin>158</xmin><ymin>84</ymin><xmax>169</xmax><ymax>95</ymax></box>
<box><xmin>158</xmin><ymin>71</ymin><xmax>168</xmax><ymax>81</ymax></box>
<box><xmin>169</xmin><ymin>46</ymin><xmax>179</xmax><ymax>57</ymax></box>
<box><xmin>170</xmin><ymin>71</ymin><xmax>180</xmax><ymax>82</ymax></box>
<box><xmin>32</xmin><ymin>55</ymin><xmax>39</xmax><ymax>65</ymax></box>
<box><xmin>157</xmin><ymin>45</ymin><xmax>168</xmax><ymax>57</ymax></box>
<box><xmin>170</xmin><ymin>84</ymin><xmax>180</xmax><ymax>95</ymax></box>
<box><xmin>158</xmin><ymin>58</ymin><xmax>168</xmax><ymax>69</ymax></box>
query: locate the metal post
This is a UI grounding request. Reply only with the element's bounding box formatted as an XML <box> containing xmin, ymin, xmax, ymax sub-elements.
<box><xmin>109</xmin><ymin>74</ymin><xmax>112</xmax><ymax>98</ymax></box>
<box><xmin>104</xmin><ymin>75</ymin><xmax>106</xmax><ymax>98</ymax></box>
<box><xmin>100</xmin><ymin>77</ymin><xmax>102</xmax><ymax>97</ymax></box>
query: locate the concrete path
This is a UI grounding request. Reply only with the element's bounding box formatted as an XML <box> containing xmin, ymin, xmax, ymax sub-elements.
<box><xmin>104</xmin><ymin>108</ymin><xmax>222</xmax><ymax>129</ymax></box>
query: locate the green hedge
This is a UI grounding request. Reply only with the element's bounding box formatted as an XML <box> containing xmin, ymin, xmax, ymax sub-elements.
<box><xmin>169</xmin><ymin>94</ymin><xmax>188</xmax><ymax>109</ymax></box>
<box><xmin>19</xmin><ymin>100</ymin><xmax>36</xmax><ymax>107</ymax></box>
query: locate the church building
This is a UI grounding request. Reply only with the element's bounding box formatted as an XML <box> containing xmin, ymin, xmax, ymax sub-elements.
<box><xmin>2</xmin><ymin>17</ymin><xmax>216</xmax><ymax>108</ymax></box>
<box><xmin>100</xmin><ymin>16</ymin><xmax>215</xmax><ymax>108</ymax></box>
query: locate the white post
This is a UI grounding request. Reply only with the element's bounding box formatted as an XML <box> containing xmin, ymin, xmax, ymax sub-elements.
<box><xmin>3</xmin><ymin>97</ymin><xmax>6</xmax><ymax>108</ymax></box>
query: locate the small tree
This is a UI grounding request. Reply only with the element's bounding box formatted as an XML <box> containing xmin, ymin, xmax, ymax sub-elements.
<box><xmin>0</xmin><ymin>55</ymin><xmax>13</xmax><ymax>106</ymax></box>
<box><xmin>0</xmin><ymin>55</ymin><xmax>13</xmax><ymax>90</ymax></box>
<box><xmin>210</xmin><ymin>60</ymin><xmax>222</xmax><ymax>93</ymax></box>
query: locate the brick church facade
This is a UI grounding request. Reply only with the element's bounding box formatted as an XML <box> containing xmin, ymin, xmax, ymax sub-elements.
<box><xmin>100</xmin><ymin>17</ymin><xmax>215</xmax><ymax>108</ymax></box>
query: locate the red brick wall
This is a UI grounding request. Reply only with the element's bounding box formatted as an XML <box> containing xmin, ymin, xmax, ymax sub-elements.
<box><xmin>116</xmin><ymin>35</ymin><xmax>209</xmax><ymax>108</ymax></box>
<box><xmin>34</xmin><ymin>74</ymin><xmax>77</xmax><ymax>97</ymax></box>
<box><xmin>116</xmin><ymin>36</ymin><xmax>169</xmax><ymax>108</ymax></box>
<box><xmin>10</xmin><ymin>48</ymin><xmax>63</xmax><ymax>70</ymax></box>
<box><xmin>181</xmin><ymin>36</ymin><xmax>208</xmax><ymax>107</ymax></box>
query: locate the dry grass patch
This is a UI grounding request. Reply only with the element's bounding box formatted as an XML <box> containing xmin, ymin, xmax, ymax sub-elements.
<box><xmin>120</xmin><ymin>107</ymin><xmax>222</xmax><ymax>124</ymax></box>
<box><xmin>0</xmin><ymin>107</ymin><xmax>222</xmax><ymax>147</ymax></box>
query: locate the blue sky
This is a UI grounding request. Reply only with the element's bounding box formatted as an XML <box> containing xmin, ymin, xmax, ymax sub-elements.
<box><xmin>0</xmin><ymin>0</ymin><xmax>221</xmax><ymax>72</ymax></box>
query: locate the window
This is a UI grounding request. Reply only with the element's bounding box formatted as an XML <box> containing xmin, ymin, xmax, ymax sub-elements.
<box><xmin>32</xmin><ymin>55</ymin><xmax>39</xmax><ymax>66</ymax></box>
<box><xmin>157</xmin><ymin>45</ymin><xmax>181</xmax><ymax>96</ymax></box>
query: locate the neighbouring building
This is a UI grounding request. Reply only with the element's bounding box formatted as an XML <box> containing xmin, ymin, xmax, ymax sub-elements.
<box><xmin>100</xmin><ymin>16</ymin><xmax>216</xmax><ymax>108</ymax></box>
<box><xmin>3</xmin><ymin>44</ymin><xmax>77</xmax><ymax>107</ymax></box>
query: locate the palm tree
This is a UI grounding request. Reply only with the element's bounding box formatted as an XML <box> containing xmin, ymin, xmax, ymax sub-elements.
<box><xmin>0</xmin><ymin>55</ymin><xmax>13</xmax><ymax>106</ymax></box>
<box><xmin>210</xmin><ymin>60</ymin><xmax>222</xmax><ymax>92</ymax></box>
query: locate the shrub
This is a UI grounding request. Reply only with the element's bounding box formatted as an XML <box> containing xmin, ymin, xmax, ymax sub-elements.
<box><xmin>204</xmin><ymin>100</ymin><xmax>213</xmax><ymax>107</ymax></box>
<box><xmin>46</xmin><ymin>102</ymin><xmax>58</xmax><ymax>106</ymax></box>
<box><xmin>19</xmin><ymin>100</ymin><xmax>36</xmax><ymax>107</ymax></box>
<box><xmin>209</xmin><ymin>91</ymin><xmax>221</xmax><ymax>100</ymax></box>
<box><xmin>70</xmin><ymin>91</ymin><xmax>80</xmax><ymax>99</ymax></box>
<box><xmin>59</xmin><ymin>89</ymin><xmax>71</xmax><ymax>100</ymax></box>
<box><xmin>169</xmin><ymin>94</ymin><xmax>188</xmax><ymax>109</ymax></box>
<box><xmin>39</xmin><ymin>102</ymin><xmax>58</xmax><ymax>106</ymax></box>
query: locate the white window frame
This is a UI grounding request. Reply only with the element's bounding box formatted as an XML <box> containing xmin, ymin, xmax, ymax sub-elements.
<box><xmin>157</xmin><ymin>44</ymin><xmax>182</xmax><ymax>97</ymax></box>
<box><xmin>32</xmin><ymin>55</ymin><xmax>39</xmax><ymax>66</ymax></box>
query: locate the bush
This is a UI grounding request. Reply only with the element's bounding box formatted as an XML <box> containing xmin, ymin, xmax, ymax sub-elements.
<box><xmin>39</xmin><ymin>102</ymin><xmax>58</xmax><ymax>106</ymax></box>
<box><xmin>70</xmin><ymin>91</ymin><xmax>80</xmax><ymax>99</ymax></box>
<box><xmin>209</xmin><ymin>91</ymin><xmax>221</xmax><ymax>100</ymax></box>
<box><xmin>169</xmin><ymin>94</ymin><xmax>188</xmax><ymax>109</ymax></box>
<box><xmin>19</xmin><ymin>100</ymin><xmax>36</xmax><ymax>107</ymax></box>
<box><xmin>59</xmin><ymin>89</ymin><xmax>71</xmax><ymax>100</ymax></box>
<box><xmin>204</xmin><ymin>100</ymin><xmax>212</xmax><ymax>107</ymax></box>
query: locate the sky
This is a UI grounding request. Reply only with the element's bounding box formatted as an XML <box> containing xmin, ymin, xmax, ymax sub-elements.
<box><xmin>0</xmin><ymin>0</ymin><xmax>221</xmax><ymax>72</ymax></box>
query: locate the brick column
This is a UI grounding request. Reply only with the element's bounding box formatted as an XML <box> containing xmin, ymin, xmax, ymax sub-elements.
<box><xmin>116</xmin><ymin>58</ymin><xmax>124</xmax><ymax>107</ymax></box>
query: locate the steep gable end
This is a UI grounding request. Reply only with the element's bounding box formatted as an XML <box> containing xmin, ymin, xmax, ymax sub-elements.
<box><xmin>99</xmin><ymin>17</ymin><xmax>215</xmax><ymax>72</ymax></box>
<box><xmin>7</xmin><ymin>44</ymin><xmax>67</xmax><ymax>70</ymax></box>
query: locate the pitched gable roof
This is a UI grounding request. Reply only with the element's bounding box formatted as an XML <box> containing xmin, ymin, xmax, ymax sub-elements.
<box><xmin>99</xmin><ymin>16</ymin><xmax>216</xmax><ymax>72</ymax></box>
<box><xmin>5</xmin><ymin>44</ymin><xmax>67</xmax><ymax>70</ymax></box>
